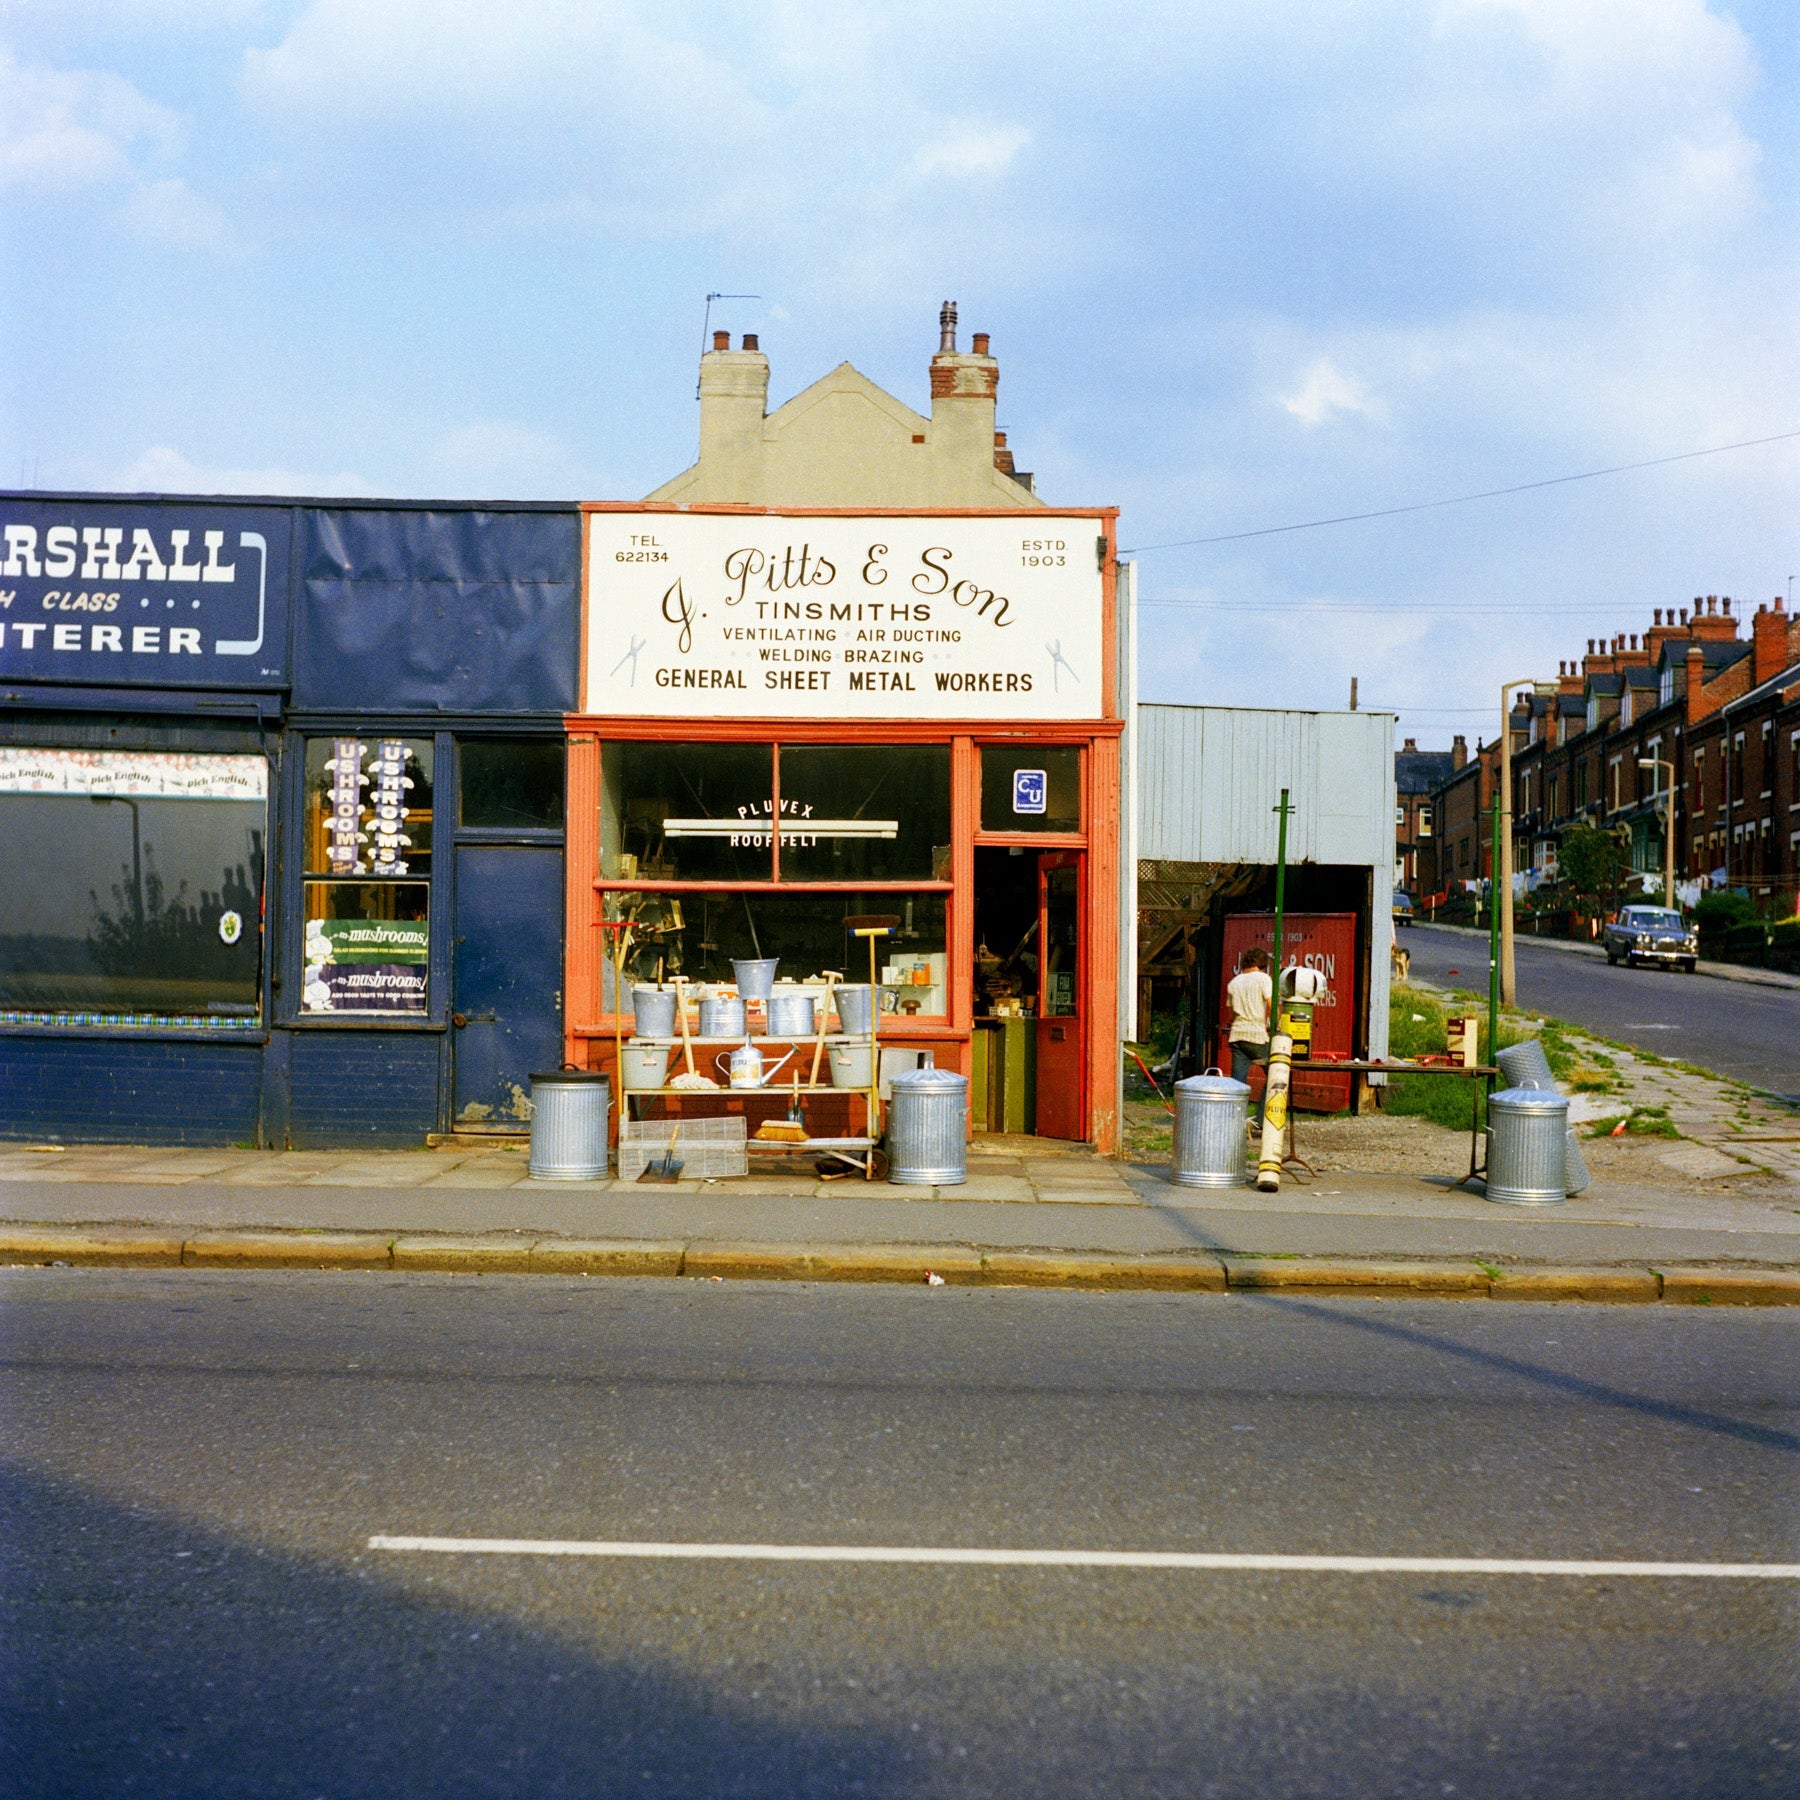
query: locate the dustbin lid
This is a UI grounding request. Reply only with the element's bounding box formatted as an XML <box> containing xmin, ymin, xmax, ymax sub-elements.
<box><xmin>530</xmin><ymin>1069</ymin><xmax>610</xmax><ymax>1086</ymax></box>
<box><xmin>891</xmin><ymin>1066</ymin><xmax>968</xmax><ymax>1094</ymax></box>
<box><xmin>1174</xmin><ymin>1072</ymin><xmax>1251</xmax><ymax>1099</ymax></box>
<box><xmin>1489</xmin><ymin>1085</ymin><xmax>1567</xmax><ymax>1114</ymax></box>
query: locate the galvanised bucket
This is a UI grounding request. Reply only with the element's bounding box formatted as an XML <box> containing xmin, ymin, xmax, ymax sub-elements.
<box><xmin>631</xmin><ymin>986</ymin><xmax>677</xmax><ymax>1037</ymax></box>
<box><xmin>767</xmin><ymin>991</ymin><xmax>815</xmax><ymax>1037</ymax></box>
<box><xmin>732</xmin><ymin>958</ymin><xmax>780</xmax><ymax>1001</ymax></box>
<box><xmin>528</xmin><ymin>1070</ymin><xmax>610</xmax><ymax>1180</ymax></box>
<box><xmin>1486</xmin><ymin>1086</ymin><xmax>1569</xmax><ymax>1206</ymax></box>
<box><xmin>699</xmin><ymin>994</ymin><xmax>746</xmax><ymax>1038</ymax></box>
<box><xmin>886</xmin><ymin>1066</ymin><xmax>968</xmax><ymax>1186</ymax></box>
<box><xmin>834</xmin><ymin>984</ymin><xmax>877</xmax><ymax>1036</ymax></box>
<box><xmin>1171</xmin><ymin>1070</ymin><xmax>1252</xmax><ymax>1189</ymax></box>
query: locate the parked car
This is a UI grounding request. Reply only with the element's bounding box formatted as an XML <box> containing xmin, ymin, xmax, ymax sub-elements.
<box><xmin>1393</xmin><ymin>889</ymin><xmax>1416</xmax><ymax>927</ymax></box>
<box><xmin>1602</xmin><ymin>905</ymin><xmax>1698</xmax><ymax>971</ymax></box>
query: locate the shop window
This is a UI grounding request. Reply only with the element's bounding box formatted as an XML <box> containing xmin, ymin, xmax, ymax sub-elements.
<box><xmin>302</xmin><ymin>737</ymin><xmax>433</xmax><ymax>1015</ymax></box>
<box><xmin>778</xmin><ymin>745</ymin><xmax>951</xmax><ymax>881</ymax></box>
<box><xmin>601</xmin><ymin>889</ymin><xmax>947</xmax><ymax>1016</ymax></box>
<box><xmin>459</xmin><ymin>738</ymin><xmax>564</xmax><ymax>830</ymax></box>
<box><xmin>601</xmin><ymin>742</ymin><xmax>773</xmax><ymax>881</ymax></box>
<box><xmin>980</xmin><ymin>746</ymin><xmax>1080</xmax><ymax>833</ymax></box>
<box><xmin>0</xmin><ymin>749</ymin><xmax>265</xmax><ymax>1028</ymax></box>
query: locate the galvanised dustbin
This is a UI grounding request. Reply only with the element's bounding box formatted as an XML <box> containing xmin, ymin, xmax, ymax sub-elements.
<box><xmin>1495</xmin><ymin>1038</ymin><xmax>1555</xmax><ymax>1091</ymax></box>
<box><xmin>887</xmin><ymin>1066</ymin><xmax>968</xmax><ymax>1186</ymax></box>
<box><xmin>1494</xmin><ymin>1038</ymin><xmax>1590</xmax><ymax>1194</ymax></box>
<box><xmin>528</xmin><ymin>1069</ymin><xmax>610</xmax><ymax>1180</ymax></box>
<box><xmin>1172</xmin><ymin>1071</ymin><xmax>1252</xmax><ymax>1189</ymax></box>
<box><xmin>1486</xmin><ymin>1085</ymin><xmax>1569</xmax><ymax>1206</ymax></box>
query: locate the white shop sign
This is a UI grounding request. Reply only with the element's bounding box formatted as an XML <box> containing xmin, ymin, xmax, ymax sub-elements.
<box><xmin>583</xmin><ymin>512</ymin><xmax>1106</xmax><ymax>720</ymax></box>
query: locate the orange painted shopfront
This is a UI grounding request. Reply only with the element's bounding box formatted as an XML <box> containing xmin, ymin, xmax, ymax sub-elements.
<box><xmin>562</xmin><ymin>504</ymin><xmax>1123</xmax><ymax>1153</ymax></box>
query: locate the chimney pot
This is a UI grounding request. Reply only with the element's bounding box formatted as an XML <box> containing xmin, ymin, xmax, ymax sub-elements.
<box><xmin>1653</xmin><ymin>609</ymin><xmax>1662</xmax><ymax>626</ymax></box>
<box><xmin>1679</xmin><ymin>608</ymin><xmax>1688</xmax><ymax>624</ymax></box>
<box><xmin>1403</xmin><ymin>737</ymin><xmax>1417</xmax><ymax>752</ymax></box>
<box><xmin>1778</xmin><ymin>595</ymin><xmax>1787</xmax><ymax>613</ymax></box>
<box><xmin>971</xmin><ymin>332</ymin><xmax>990</xmax><ymax>355</ymax></box>
<box><xmin>1630</xmin><ymin>634</ymin><xmax>1638</xmax><ymax>650</ymax></box>
<box><xmin>1707</xmin><ymin>596</ymin><xmax>1717</xmax><ymax>614</ymax></box>
<box><xmin>1586</xmin><ymin>639</ymin><xmax>1594</xmax><ymax>654</ymax></box>
<box><xmin>712</xmin><ymin>330</ymin><xmax>729</xmax><ymax>351</ymax></box>
<box><xmin>938</xmin><ymin>300</ymin><xmax>958</xmax><ymax>354</ymax></box>
<box><xmin>741</xmin><ymin>333</ymin><xmax>758</xmax><ymax>351</ymax></box>
<box><xmin>1722</xmin><ymin>597</ymin><xmax>1732</xmax><ymax>616</ymax></box>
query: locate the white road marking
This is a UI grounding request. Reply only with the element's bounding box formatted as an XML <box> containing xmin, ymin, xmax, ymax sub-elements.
<box><xmin>367</xmin><ymin>1537</ymin><xmax>1800</xmax><ymax>1579</ymax></box>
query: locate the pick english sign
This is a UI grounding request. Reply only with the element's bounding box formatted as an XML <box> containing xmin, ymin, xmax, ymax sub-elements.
<box><xmin>0</xmin><ymin>499</ymin><xmax>291</xmax><ymax>690</ymax></box>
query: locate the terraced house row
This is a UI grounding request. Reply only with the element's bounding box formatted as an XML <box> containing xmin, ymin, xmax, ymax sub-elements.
<box><xmin>1416</xmin><ymin>592</ymin><xmax>1800</xmax><ymax>914</ymax></box>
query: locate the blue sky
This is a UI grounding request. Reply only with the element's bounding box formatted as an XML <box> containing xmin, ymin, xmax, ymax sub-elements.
<box><xmin>3</xmin><ymin>0</ymin><xmax>1796</xmax><ymax>743</ymax></box>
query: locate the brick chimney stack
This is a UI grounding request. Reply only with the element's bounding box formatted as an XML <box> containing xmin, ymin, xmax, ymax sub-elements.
<box><xmin>930</xmin><ymin>301</ymin><xmax>1000</xmax><ymax>474</ymax></box>
<box><xmin>1684</xmin><ymin>640</ymin><xmax>1708</xmax><ymax>725</ymax></box>
<box><xmin>1752</xmin><ymin>597</ymin><xmax>1795</xmax><ymax>687</ymax></box>
<box><xmin>1644</xmin><ymin>605</ymin><xmax>1684</xmax><ymax>669</ymax></box>
<box><xmin>696</xmin><ymin>326</ymin><xmax>771</xmax><ymax>490</ymax></box>
<box><xmin>1451</xmin><ymin>734</ymin><xmax>1468</xmax><ymax>771</ymax></box>
<box><xmin>1689</xmin><ymin>595</ymin><xmax>1740</xmax><ymax>644</ymax></box>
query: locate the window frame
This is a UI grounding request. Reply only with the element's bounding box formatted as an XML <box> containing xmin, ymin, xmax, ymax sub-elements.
<box><xmin>0</xmin><ymin>746</ymin><xmax>271</xmax><ymax>1036</ymax></box>
<box><xmin>281</xmin><ymin>726</ymin><xmax>453</xmax><ymax>1031</ymax></box>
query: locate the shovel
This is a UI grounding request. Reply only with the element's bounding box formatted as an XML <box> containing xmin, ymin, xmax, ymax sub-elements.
<box><xmin>639</xmin><ymin>1118</ymin><xmax>683</xmax><ymax>1182</ymax></box>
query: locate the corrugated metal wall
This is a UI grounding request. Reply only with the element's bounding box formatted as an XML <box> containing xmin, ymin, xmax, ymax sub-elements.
<box><xmin>1138</xmin><ymin>705</ymin><xmax>1395</xmax><ymax>868</ymax></box>
<box><xmin>1136</xmin><ymin>703</ymin><xmax>1396</xmax><ymax>1069</ymax></box>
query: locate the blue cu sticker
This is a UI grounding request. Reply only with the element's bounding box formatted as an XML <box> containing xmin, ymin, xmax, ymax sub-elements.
<box><xmin>1013</xmin><ymin>768</ymin><xmax>1047</xmax><ymax>815</ymax></box>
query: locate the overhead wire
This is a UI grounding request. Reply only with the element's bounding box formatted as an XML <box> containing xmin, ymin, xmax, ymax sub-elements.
<box><xmin>1119</xmin><ymin>428</ymin><xmax>1800</xmax><ymax>556</ymax></box>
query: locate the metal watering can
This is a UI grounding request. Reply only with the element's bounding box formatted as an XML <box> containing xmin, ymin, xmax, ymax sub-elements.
<box><xmin>715</xmin><ymin>1041</ymin><xmax>798</xmax><ymax>1089</ymax></box>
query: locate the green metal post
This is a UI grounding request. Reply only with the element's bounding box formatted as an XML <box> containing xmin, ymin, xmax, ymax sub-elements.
<box><xmin>1487</xmin><ymin>786</ymin><xmax>1502</xmax><ymax>1065</ymax></box>
<box><xmin>1272</xmin><ymin>789</ymin><xmax>1291</xmax><ymax>999</ymax></box>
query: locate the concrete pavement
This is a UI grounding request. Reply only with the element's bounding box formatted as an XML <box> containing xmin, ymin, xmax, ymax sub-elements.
<box><xmin>3</xmin><ymin>1139</ymin><xmax>1798</xmax><ymax>1296</ymax></box>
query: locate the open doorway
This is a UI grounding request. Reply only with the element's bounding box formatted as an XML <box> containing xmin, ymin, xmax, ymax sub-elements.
<box><xmin>971</xmin><ymin>846</ymin><xmax>1085</xmax><ymax>1139</ymax></box>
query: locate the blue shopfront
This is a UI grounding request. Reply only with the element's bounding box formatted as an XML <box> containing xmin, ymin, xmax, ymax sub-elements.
<box><xmin>0</xmin><ymin>493</ymin><xmax>579</xmax><ymax>1147</ymax></box>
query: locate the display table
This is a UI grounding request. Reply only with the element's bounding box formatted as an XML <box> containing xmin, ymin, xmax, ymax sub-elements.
<box><xmin>1288</xmin><ymin>1058</ymin><xmax>1499</xmax><ymax>1183</ymax></box>
<box><xmin>619</xmin><ymin>1033</ymin><xmax>883</xmax><ymax>1178</ymax></box>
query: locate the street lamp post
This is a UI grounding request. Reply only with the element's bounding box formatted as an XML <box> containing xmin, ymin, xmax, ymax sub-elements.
<box><xmin>1638</xmin><ymin>757</ymin><xmax>1677</xmax><ymax>910</ymax></box>
<box><xmin>1497</xmin><ymin>679</ymin><xmax>1535</xmax><ymax>1008</ymax></box>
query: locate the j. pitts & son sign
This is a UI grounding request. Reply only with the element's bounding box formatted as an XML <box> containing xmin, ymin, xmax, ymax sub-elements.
<box><xmin>583</xmin><ymin>512</ymin><xmax>1107</xmax><ymax>720</ymax></box>
<box><xmin>0</xmin><ymin>500</ymin><xmax>291</xmax><ymax>690</ymax></box>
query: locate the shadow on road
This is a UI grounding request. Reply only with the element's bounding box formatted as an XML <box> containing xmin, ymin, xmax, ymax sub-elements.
<box><xmin>0</xmin><ymin>1463</ymin><xmax>914</xmax><ymax>1798</ymax></box>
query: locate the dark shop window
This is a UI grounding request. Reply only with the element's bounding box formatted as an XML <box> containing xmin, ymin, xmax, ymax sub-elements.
<box><xmin>0</xmin><ymin>750</ymin><xmax>266</xmax><ymax>1026</ymax></box>
<box><xmin>459</xmin><ymin>738</ymin><xmax>564</xmax><ymax>830</ymax></box>
<box><xmin>980</xmin><ymin>745</ymin><xmax>1081</xmax><ymax>833</ymax></box>
<box><xmin>301</xmin><ymin>737</ymin><xmax>434</xmax><ymax>1016</ymax></box>
<box><xmin>778</xmin><ymin>744</ymin><xmax>951</xmax><ymax>881</ymax></box>
<box><xmin>600</xmin><ymin>742</ymin><xmax>774</xmax><ymax>881</ymax></box>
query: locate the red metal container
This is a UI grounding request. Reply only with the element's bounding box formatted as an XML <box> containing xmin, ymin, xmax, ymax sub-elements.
<box><xmin>1218</xmin><ymin>912</ymin><xmax>1358</xmax><ymax>1112</ymax></box>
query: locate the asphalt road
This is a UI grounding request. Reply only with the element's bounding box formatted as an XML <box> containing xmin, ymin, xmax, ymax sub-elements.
<box><xmin>1401</xmin><ymin>922</ymin><xmax>1800</xmax><ymax>1097</ymax></box>
<box><xmin>3</xmin><ymin>1271</ymin><xmax>1797</xmax><ymax>1797</ymax></box>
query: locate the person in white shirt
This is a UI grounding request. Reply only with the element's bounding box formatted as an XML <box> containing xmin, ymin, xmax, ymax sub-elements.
<box><xmin>1225</xmin><ymin>946</ymin><xmax>1273</xmax><ymax>1086</ymax></box>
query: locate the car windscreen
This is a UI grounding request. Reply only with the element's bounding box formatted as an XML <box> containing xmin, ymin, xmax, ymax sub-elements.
<box><xmin>1625</xmin><ymin>910</ymin><xmax>1683</xmax><ymax>929</ymax></box>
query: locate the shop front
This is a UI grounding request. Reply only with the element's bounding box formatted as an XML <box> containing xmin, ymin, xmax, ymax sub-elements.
<box><xmin>564</xmin><ymin>506</ymin><xmax>1123</xmax><ymax>1152</ymax></box>
<box><xmin>1</xmin><ymin>492</ymin><xmax>581</xmax><ymax>1147</ymax></box>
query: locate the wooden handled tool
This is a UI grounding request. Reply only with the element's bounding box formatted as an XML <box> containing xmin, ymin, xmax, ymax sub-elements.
<box><xmin>808</xmin><ymin>969</ymin><xmax>841</xmax><ymax>1087</ymax></box>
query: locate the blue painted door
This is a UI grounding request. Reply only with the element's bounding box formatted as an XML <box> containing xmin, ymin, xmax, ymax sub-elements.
<box><xmin>452</xmin><ymin>844</ymin><xmax>564</xmax><ymax>1129</ymax></box>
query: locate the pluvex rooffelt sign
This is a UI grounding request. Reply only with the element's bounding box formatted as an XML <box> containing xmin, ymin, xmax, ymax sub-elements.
<box><xmin>0</xmin><ymin>500</ymin><xmax>291</xmax><ymax>689</ymax></box>
<box><xmin>583</xmin><ymin>513</ymin><xmax>1105</xmax><ymax>719</ymax></box>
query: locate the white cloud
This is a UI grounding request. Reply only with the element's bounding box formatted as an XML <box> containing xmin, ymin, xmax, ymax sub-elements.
<box><xmin>122</xmin><ymin>175</ymin><xmax>231</xmax><ymax>247</ymax></box>
<box><xmin>0</xmin><ymin>48</ymin><xmax>183</xmax><ymax>192</ymax></box>
<box><xmin>1280</xmin><ymin>359</ymin><xmax>1384</xmax><ymax>428</ymax></box>
<box><xmin>912</xmin><ymin>124</ymin><xmax>1030</xmax><ymax>180</ymax></box>
<box><xmin>111</xmin><ymin>445</ymin><xmax>374</xmax><ymax>496</ymax></box>
<box><xmin>430</xmin><ymin>420</ymin><xmax>591</xmax><ymax>497</ymax></box>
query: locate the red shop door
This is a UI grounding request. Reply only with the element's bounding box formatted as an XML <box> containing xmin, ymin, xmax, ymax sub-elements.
<box><xmin>1218</xmin><ymin>912</ymin><xmax>1358</xmax><ymax>1112</ymax></box>
<box><xmin>1035</xmin><ymin>851</ymin><xmax>1085</xmax><ymax>1139</ymax></box>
